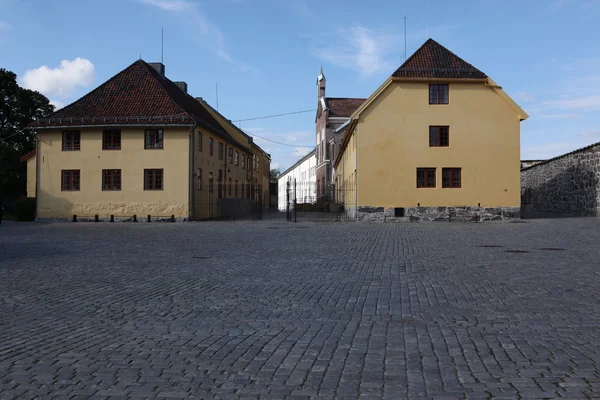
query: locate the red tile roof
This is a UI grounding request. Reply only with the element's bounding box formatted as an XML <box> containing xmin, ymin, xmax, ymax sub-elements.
<box><xmin>326</xmin><ymin>97</ymin><xmax>366</xmax><ymax>117</ymax></box>
<box><xmin>392</xmin><ymin>39</ymin><xmax>486</xmax><ymax>79</ymax></box>
<box><xmin>27</xmin><ymin>60</ymin><xmax>233</xmax><ymax>140</ymax></box>
<box><xmin>20</xmin><ymin>149</ymin><xmax>36</xmax><ymax>162</ymax></box>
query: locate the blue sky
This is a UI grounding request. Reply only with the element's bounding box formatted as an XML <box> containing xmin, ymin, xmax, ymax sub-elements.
<box><xmin>1</xmin><ymin>0</ymin><xmax>599</xmax><ymax>170</ymax></box>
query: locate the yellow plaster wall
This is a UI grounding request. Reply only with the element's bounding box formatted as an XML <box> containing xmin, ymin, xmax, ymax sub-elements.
<box><xmin>335</xmin><ymin>129</ymin><xmax>357</xmax><ymax>208</ymax></box>
<box><xmin>353</xmin><ymin>81</ymin><xmax>521</xmax><ymax>208</ymax></box>
<box><xmin>36</xmin><ymin>127</ymin><xmax>191</xmax><ymax>219</ymax></box>
<box><xmin>26</xmin><ymin>156</ymin><xmax>36</xmax><ymax>198</ymax></box>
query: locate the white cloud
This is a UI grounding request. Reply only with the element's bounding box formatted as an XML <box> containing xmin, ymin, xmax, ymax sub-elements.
<box><xmin>542</xmin><ymin>95</ymin><xmax>600</xmax><ymax>111</ymax></box>
<box><xmin>292</xmin><ymin>147</ymin><xmax>312</xmax><ymax>158</ymax></box>
<box><xmin>580</xmin><ymin>129</ymin><xmax>600</xmax><ymax>138</ymax></box>
<box><xmin>515</xmin><ymin>91</ymin><xmax>535</xmax><ymax>103</ymax></box>
<box><xmin>313</xmin><ymin>26</ymin><xmax>395</xmax><ymax>77</ymax></box>
<box><xmin>138</xmin><ymin>0</ymin><xmax>191</xmax><ymax>11</ymax></box>
<box><xmin>0</xmin><ymin>20</ymin><xmax>11</xmax><ymax>30</ymax></box>
<box><xmin>20</xmin><ymin>58</ymin><xmax>95</xmax><ymax>98</ymax></box>
<box><xmin>50</xmin><ymin>100</ymin><xmax>65</xmax><ymax>110</ymax></box>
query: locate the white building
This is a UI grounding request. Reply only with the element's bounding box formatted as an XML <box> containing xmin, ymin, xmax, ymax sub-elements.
<box><xmin>277</xmin><ymin>149</ymin><xmax>316</xmax><ymax>211</ymax></box>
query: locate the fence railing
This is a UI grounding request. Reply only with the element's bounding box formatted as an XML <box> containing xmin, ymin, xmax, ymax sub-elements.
<box><xmin>285</xmin><ymin>180</ymin><xmax>356</xmax><ymax>222</ymax></box>
<box><xmin>194</xmin><ymin>183</ymin><xmax>263</xmax><ymax>221</ymax></box>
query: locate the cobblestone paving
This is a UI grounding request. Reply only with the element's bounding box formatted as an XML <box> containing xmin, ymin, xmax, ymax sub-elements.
<box><xmin>1</xmin><ymin>218</ymin><xmax>600</xmax><ymax>399</ymax></box>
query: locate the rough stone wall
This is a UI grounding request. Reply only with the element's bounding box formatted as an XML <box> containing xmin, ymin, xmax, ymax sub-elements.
<box><xmin>354</xmin><ymin>206</ymin><xmax>520</xmax><ymax>222</ymax></box>
<box><xmin>521</xmin><ymin>145</ymin><xmax>600</xmax><ymax>216</ymax></box>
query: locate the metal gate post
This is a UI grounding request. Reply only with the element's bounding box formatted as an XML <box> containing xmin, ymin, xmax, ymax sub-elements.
<box><xmin>294</xmin><ymin>179</ymin><xmax>297</xmax><ymax>223</ymax></box>
<box><xmin>286</xmin><ymin>181</ymin><xmax>290</xmax><ymax>221</ymax></box>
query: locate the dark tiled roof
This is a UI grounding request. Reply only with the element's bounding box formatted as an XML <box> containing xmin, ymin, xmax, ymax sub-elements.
<box><xmin>20</xmin><ymin>149</ymin><xmax>36</xmax><ymax>162</ymax></box>
<box><xmin>28</xmin><ymin>60</ymin><xmax>229</xmax><ymax>138</ymax></box>
<box><xmin>392</xmin><ymin>39</ymin><xmax>487</xmax><ymax>79</ymax></box>
<box><xmin>326</xmin><ymin>98</ymin><xmax>366</xmax><ymax>117</ymax></box>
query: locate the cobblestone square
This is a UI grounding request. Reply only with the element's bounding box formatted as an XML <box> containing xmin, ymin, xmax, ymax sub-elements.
<box><xmin>1</xmin><ymin>218</ymin><xmax>599</xmax><ymax>399</ymax></box>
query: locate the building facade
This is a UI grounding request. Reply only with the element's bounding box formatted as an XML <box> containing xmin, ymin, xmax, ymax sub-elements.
<box><xmin>277</xmin><ymin>149</ymin><xmax>316</xmax><ymax>211</ymax></box>
<box><xmin>26</xmin><ymin>60</ymin><xmax>269</xmax><ymax>220</ymax></box>
<box><xmin>315</xmin><ymin>68</ymin><xmax>364</xmax><ymax>200</ymax></box>
<box><xmin>334</xmin><ymin>39</ymin><xmax>528</xmax><ymax>221</ymax></box>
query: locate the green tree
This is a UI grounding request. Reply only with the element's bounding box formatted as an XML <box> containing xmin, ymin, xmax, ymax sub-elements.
<box><xmin>270</xmin><ymin>168</ymin><xmax>281</xmax><ymax>180</ymax></box>
<box><xmin>0</xmin><ymin>68</ymin><xmax>54</xmax><ymax>202</ymax></box>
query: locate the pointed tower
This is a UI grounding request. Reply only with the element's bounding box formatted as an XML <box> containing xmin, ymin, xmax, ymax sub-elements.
<box><xmin>317</xmin><ymin>65</ymin><xmax>326</xmax><ymax>100</ymax></box>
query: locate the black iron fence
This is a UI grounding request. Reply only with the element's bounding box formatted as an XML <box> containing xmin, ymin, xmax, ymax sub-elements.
<box><xmin>285</xmin><ymin>180</ymin><xmax>356</xmax><ymax>222</ymax></box>
<box><xmin>194</xmin><ymin>183</ymin><xmax>263</xmax><ymax>221</ymax></box>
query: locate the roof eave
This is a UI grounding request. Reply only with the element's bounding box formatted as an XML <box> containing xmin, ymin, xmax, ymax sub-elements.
<box><xmin>391</xmin><ymin>76</ymin><xmax>488</xmax><ymax>82</ymax></box>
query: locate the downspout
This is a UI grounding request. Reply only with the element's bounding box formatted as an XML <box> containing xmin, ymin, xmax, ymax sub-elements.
<box><xmin>188</xmin><ymin>125</ymin><xmax>196</xmax><ymax>220</ymax></box>
<box><xmin>34</xmin><ymin>131</ymin><xmax>40</xmax><ymax>220</ymax></box>
<box><xmin>355</xmin><ymin>125</ymin><xmax>358</xmax><ymax>221</ymax></box>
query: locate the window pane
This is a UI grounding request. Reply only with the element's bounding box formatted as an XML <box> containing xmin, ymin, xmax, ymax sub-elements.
<box><xmin>429</xmin><ymin>127</ymin><xmax>439</xmax><ymax>146</ymax></box>
<box><xmin>427</xmin><ymin>170</ymin><xmax>435</xmax><ymax>187</ymax></box>
<box><xmin>429</xmin><ymin>85</ymin><xmax>437</xmax><ymax>104</ymax></box>
<box><xmin>452</xmin><ymin>169</ymin><xmax>461</xmax><ymax>187</ymax></box>
<box><xmin>439</xmin><ymin>127</ymin><xmax>449</xmax><ymax>146</ymax></box>
<box><xmin>156</xmin><ymin>131</ymin><xmax>163</xmax><ymax>148</ymax></box>
<box><xmin>442</xmin><ymin>169</ymin><xmax>451</xmax><ymax>188</ymax></box>
<box><xmin>417</xmin><ymin>170</ymin><xmax>425</xmax><ymax>188</ymax></box>
<box><xmin>440</xmin><ymin>85</ymin><xmax>449</xmax><ymax>104</ymax></box>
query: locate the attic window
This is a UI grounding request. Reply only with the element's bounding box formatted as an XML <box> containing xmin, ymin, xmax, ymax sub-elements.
<box><xmin>145</xmin><ymin>129</ymin><xmax>163</xmax><ymax>149</ymax></box>
<box><xmin>429</xmin><ymin>84</ymin><xmax>449</xmax><ymax>104</ymax></box>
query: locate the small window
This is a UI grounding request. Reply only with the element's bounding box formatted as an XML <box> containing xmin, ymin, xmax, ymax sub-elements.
<box><xmin>197</xmin><ymin>132</ymin><xmax>202</xmax><ymax>152</ymax></box>
<box><xmin>145</xmin><ymin>129</ymin><xmax>163</xmax><ymax>149</ymax></box>
<box><xmin>62</xmin><ymin>131</ymin><xmax>80</xmax><ymax>151</ymax></box>
<box><xmin>209</xmin><ymin>137</ymin><xmax>214</xmax><ymax>156</ymax></box>
<box><xmin>442</xmin><ymin>168</ymin><xmax>461</xmax><ymax>188</ymax></box>
<box><xmin>235</xmin><ymin>151</ymin><xmax>239</xmax><ymax>166</ymax></box>
<box><xmin>102</xmin><ymin>169</ymin><xmax>121</xmax><ymax>191</ymax></box>
<box><xmin>228</xmin><ymin>178</ymin><xmax>232</xmax><ymax>195</ymax></box>
<box><xmin>241</xmin><ymin>154</ymin><xmax>245</xmax><ymax>169</ymax></box>
<box><xmin>209</xmin><ymin>172</ymin><xmax>214</xmax><ymax>192</ymax></box>
<box><xmin>61</xmin><ymin>170</ymin><xmax>80</xmax><ymax>191</ymax></box>
<box><xmin>429</xmin><ymin>126</ymin><xmax>449</xmax><ymax>147</ymax></box>
<box><xmin>197</xmin><ymin>168</ymin><xmax>202</xmax><ymax>190</ymax></box>
<box><xmin>228</xmin><ymin>148</ymin><xmax>233</xmax><ymax>164</ymax></box>
<box><xmin>102</xmin><ymin>130</ymin><xmax>121</xmax><ymax>150</ymax></box>
<box><xmin>218</xmin><ymin>142</ymin><xmax>224</xmax><ymax>160</ymax></box>
<box><xmin>144</xmin><ymin>169</ymin><xmax>163</xmax><ymax>190</ymax></box>
<box><xmin>417</xmin><ymin>168</ymin><xmax>436</xmax><ymax>188</ymax></box>
<box><xmin>429</xmin><ymin>84</ymin><xmax>449</xmax><ymax>104</ymax></box>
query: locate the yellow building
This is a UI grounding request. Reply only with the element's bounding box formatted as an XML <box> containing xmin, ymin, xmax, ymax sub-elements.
<box><xmin>334</xmin><ymin>39</ymin><xmax>528</xmax><ymax>221</ymax></box>
<box><xmin>26</xmin><ymin>60</ymin><xmax>269</xmax><ymax>220</ymax></box>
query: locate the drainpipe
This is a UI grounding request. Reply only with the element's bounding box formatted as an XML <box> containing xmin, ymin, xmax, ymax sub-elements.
<box><xmin>355</xmin><ymin>125</ymin><xmax>358</xmax><ymax>221</ymax></box>
<box><xmin>34</xmin><ymin>131</ymin><xmax>40</xmax><ymax>219</ymax></box>
<box><xmin>188</xmin><ymin>125</ymin><xmax>196</xmax><ymax>220</ymax></box>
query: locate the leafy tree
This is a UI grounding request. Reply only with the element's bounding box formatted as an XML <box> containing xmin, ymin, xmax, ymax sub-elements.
<box><xmin>0</xmin><ymin>68</ymin><xmax>54</xmax><ymax>202</ymax></box>
<box><xmin>270</xmin><ymin>168</ymin><xmax>281</xmax><ymax>180</ymax></box>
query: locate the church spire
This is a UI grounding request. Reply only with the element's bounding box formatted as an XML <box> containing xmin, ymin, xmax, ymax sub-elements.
<box><xmin>317</xmin><ymin>66</ymin><xmax>326</xmax><ymax>99</ymax></box>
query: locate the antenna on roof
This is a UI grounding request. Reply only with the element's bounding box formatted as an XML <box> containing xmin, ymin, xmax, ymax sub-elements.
<box><xmin>404</xmin><ymin>15</ymin><xmax>407</xmax><ymax>62</ymax></box>
<box><xmin>161</xmin><ymin>28</ymin><xmax>164</xmax><ymax>64</ymax></box>
<box><xmin>216</xmin><ymin>82</ymin><xmax>219</xmax><ymax>111</ymax></box>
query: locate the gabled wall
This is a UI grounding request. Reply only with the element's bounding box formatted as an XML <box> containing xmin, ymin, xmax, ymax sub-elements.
<box><xmin>356</xmin><ymin>81</ymin><xmax>521</xmax><ymax>210</ymax></box>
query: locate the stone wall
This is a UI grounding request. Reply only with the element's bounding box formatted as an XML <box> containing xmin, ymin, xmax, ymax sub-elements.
<box><xmin>355</xmin><ymin>206</ymin><xmax>520</xmax><ymax>222</ymax></box>
<box><xmin>521</xmin><ymin>143</ymin><xmax>600</xmax><ymax>216</ymax></box>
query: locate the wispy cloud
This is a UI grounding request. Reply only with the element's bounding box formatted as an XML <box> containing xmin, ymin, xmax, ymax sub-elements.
<box><xmin>138</xmin><ymin>0</ymin><xmax>190</xmax><ymax>11</ymax></box>
<box><xmin>137</xmin><ymin>0</ymin><xmax>257</xmax><ymax>73</ymax></box>
<box><xmin>542</xmin><ymin>95</ymin><xmax>600</xmax><ymax>112</ymax></box>
<box><xmin>292</xmin><ymin>146</ymin><xmax>313</xmax><ymax>158</ymax></box>
<box><xmin>580</xmin><ymin>129</ymin><xmax>600</xmax><ymax>138</ymax></box>
<box><xmin>313</xmin><ymin>26</ymin><xmax>396</xmax><ymax>77</ymax></box>
<box><xmin>20</xmin><ymin>58</ymin><xmax>95</xmax><ymax>98</ymax></box>
<box><xmin>515</xmin><ymin>91</ymin><xmax>535</xmax><ymax>103</ymax></box>
<box><xmin>0</xmin><ymin>20</ymin><xmax>11</xmax><ymax>30</ymax></box>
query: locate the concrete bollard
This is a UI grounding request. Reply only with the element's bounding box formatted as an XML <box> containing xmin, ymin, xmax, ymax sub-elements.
<box><xmin>72</xmin><ymin>215</ymin><xmax>77</xmax><ymax>222</ymax></box>
<box><xmin>94</xmin><ymin>214</ymin><xmax>99</xmax><ymax>223</ymax></box>
<box><xmin>133</xmin><ymin>214</ymin><xmax>137</xmax><ymax>222</ymax></box>
<box><xmin>110</xmin><ymin>215</ymin><xmax>115</xmax><ymax>222</ymax></box>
